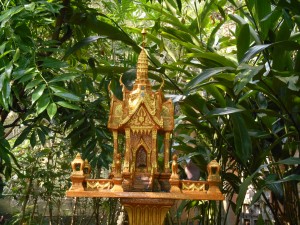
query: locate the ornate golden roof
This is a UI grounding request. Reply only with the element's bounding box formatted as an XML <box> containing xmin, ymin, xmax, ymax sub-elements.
<box><xmin>107</xmin><ymin>30</ymin><xmax>174</xmax><ymax>132</ymax></box>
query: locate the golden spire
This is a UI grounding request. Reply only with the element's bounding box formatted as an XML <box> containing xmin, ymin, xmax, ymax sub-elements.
<box><xmin>134</xmin><ymin>29</ymin><xmax>150</xmax><ymax>89</ymax></box>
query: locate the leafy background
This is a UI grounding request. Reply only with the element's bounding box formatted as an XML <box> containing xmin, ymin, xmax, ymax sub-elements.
<box><xmin>0</xmin><ymin>0</ymin><xmax>299</xmax><ymax>224</ymax></box>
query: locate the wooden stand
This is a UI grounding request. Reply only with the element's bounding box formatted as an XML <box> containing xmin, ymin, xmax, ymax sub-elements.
<box><xmin>121</xmin><ymin>198</ymin><xmax>175</xmax><ymax>225</ymax></box>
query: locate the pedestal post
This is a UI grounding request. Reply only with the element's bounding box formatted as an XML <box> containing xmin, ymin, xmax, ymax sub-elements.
<box><xmin>124</xmin><ymin>128</ymin><xmax>130</xmax><ymax>172</ymax></box>
<box><xmin>121</xmin><ymin>198</ymin><xmax>175</xmax><ymax>225</ymax></box>
<box><xmin>112</xmin><ymin>130</ymin><xmax>118</xmax><ymax>171</ymax></box>
<box><xmin>164</xmin><ymin>132</ymin><xmax>171</xmax><ymax>173</ymax></box>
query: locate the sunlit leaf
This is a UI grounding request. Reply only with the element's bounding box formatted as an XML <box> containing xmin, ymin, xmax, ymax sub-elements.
<box><xmin>36</xmin><ymin>95</ymin><xmax>50</xmax><ymax>114</ymax></box>
<box><xmin>54</xmin><ymin>92</ymin><xmax>81</xmax><ymax>102</ymax></box>
<box><xmin>47</xmin><ymin>102</ymin><xmax>57</xmax><ymax>119</ymax></box>
<box><xmin>32</xmin><ymin>84</ymin><xmax>46</xmax><ymax>104</ymax></box>
<box><xmin>56</xmin><ymin>101</ymin><xmax>81</xmax><ymax>110</ymax></box>
<box><xmin>236</xmin><ymin>176</ymin><xmax>253</xmax><ymax>214</ymax></box>
<box><xmin>205</xmin><ymin>107</ymin><xmax>244</xmax><ymax>117</ymax></box>
<box><xmin>49</xmin><ymin>73</ymin><xmax>79</xmax><ymax>83</ymax></box>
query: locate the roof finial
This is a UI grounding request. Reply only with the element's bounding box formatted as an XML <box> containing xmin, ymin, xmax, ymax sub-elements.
<box><xmin>141</xmin><ymin>28</ymin><xmax>147</xmax><ymax>48</ymax></box>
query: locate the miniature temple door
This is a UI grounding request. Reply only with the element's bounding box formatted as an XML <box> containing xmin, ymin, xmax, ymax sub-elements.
<box><xmin>136</xmin><ymin>146</ymin><xmax>147</xmax><ymax>172</ymax></box>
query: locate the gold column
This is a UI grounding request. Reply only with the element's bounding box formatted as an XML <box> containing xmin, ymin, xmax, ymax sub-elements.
<box><xmin>121</xmin><ymin>198</ymin><xmax>175</xmax><ymax>225</ymax></box>
<box><xmin>164</xmin><ymin>132</ymin><xmax>171</xmax><ymax>173</ymax></box>
<box><xmin>152</xmin><ymin>130</ymin><xmax>157</xmax><ymax>172</ymax></box>
<box><xmin>124</xmin><ymin>128</ymin><xmax>130</xmax><ymax>172</ymax></box>
<box><xmin>112</xmin><ymin>130</ymin><xmax>118</xmax><ymax>169</ymax></box>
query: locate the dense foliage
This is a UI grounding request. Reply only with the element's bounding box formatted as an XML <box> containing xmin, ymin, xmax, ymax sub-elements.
<box><xmin>0</xmin><ymin>0</ymin><xmax>300</xmax><ymax>224</ymax></box>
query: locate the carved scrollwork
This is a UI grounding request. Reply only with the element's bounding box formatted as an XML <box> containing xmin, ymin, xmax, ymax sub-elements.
<box><xmin>182</xmin><ymin>181</ymin><xmax>206</xmax><ymax>191</ymax></box>
<box><xmin>87</xmin><ymin>180</ymin><xmax>112</xmax><ymax>190</ymax></box>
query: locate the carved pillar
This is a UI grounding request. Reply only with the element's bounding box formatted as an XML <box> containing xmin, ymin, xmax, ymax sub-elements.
<box><xmin>152</xmin><ymin>130</ymin><xmax>157</xmax><ymax>172</ymax></box>
<box><xmin>164</xmin><ymin>132</ymin><xmax>171</xmax><ymax>173</ymax></box>
<box><xmin>112</xmin><ymin>130</ymin><xmax>118</xmax><ymax>170</ymax></box>
<box><xmin>121</xmin><ymin>198</ymin><xmax>175</xmax><ymax>225</ymax></box>
<box><xmin>124</xmin><ymin>128</ymin><xmax>130</xmax><ymax>172</ymax></box>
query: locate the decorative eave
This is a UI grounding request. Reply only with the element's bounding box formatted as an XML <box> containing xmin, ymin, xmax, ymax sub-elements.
<box><xmin>119</xmin><ymin>102</ymin><xmax>163</xmax><ymax>129</ymax></box>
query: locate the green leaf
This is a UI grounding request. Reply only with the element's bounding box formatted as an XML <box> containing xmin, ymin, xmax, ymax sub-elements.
<box><xmin>229</xmin><ymin>14</ymin><xmax>261</xmax><ymax>44</ymax></box>
<box><xmin>269</xmin><ymin>174</ymin><xmax>300</xmax><ymax>184</ymax></box>
<box><xmin>276</xmin><ymin>157</ymin><xmax>300</xmax><ymax>165</ymax></box>
<box><xmin>175</xmin><ymin>0</ymin><xmax>182</xmax><ymax>12</ymax></box>
<box><xmin>254</xmin><ymin>0</ymin><xmax>271</xmax><ymax>39</ymax></box>
<box><xmin>49</xmin><ymin>73</ymin><xmax>79</xmax><ymax>83</ymax></box>
<box><xmin>234</xmin><ymin>65</ymin><xmax>264</xmax><ymax>95</ymax></box>
<box><xmin>13</xmin><ymin>48</ymin><xmax>20</xmax><ymax>62</ymax></box>
<box><xmin>24</xmin><ymin>2</ymin><xmax>35</xmax><ymax>11</ymax></box>
<box><xmin>185</xmin><ymin>67</ymin><xmax>234</xmax><ymax>92</ymax></box>
<box><xmin>13</xmin><ymin>126</ymin><xmax>32</xmax><ymax>147</ymax></box>
<box><xmin>0</xmin><ymin>6</ymin><xmax>23</xmax><ymax>23</ymax></box>
<box><xmin>74</xmin><ymin>12</ymin><xmax>139</xmax><ymax>52</ymax></box>
<box><xmin>257</xmin><ymin>215</ymin><xmax>264</xmax><ymax>225</ymax></box>
<box><xmin>47</xmin><ymin>103</ymin><xmax>57</xmax><ymax>119</ymax></box>
<box><xmin>31</xmin><ymin>84</ymin><xmax>46</xmax><ymax>104</ymax></box>
<box><xmin>64</xmin><ymin>36</ymin><xmax>106</xmax><ymax>59</ymax></box>
<box><xmin>36</xmin><ymin>95</ymin><xmax>50</xmax><ymax>114</ymax></box>
<box><xmin>275</xmin><ymin>75</ymin><xmax>300</xmax><ymax>91</ymax></box>
<box><xmin>37</xmin><ymin>128</ymin><xmax>46</xmax><ymax>146</ymax></box>
<box><xmin>250</xmin><ymin>189</ymin><xmax>263</xmax><ymax>206</ymax></box>
<box><xmin>240</xmin><ymin>44</ymin><xmax>271</xmax><ymax>63</ymax></box>
<box><xmin>236</xmin><ymin>176</ymin><xmax>253</xmax><ymax>214</ymax></box>
<box><xmin>42</xmin><ymin>57</ymin><xmax>68</xmax><ymax>69</ymax></box>
<box><xmin>25</xmin><ymin>79</ymin><xmax>43</xmax><ymax>91</ymax></box>
<box><xmin>241</xmin><ymin>41</ymin><xmax>300</xmax><ymax>63</ymax></box>
<box><xmin>231</xmin><ymin>113</ymin><xmax>252</xmax><ymax>165</ymax></box>
<box><xmin>185</xmin><ymin>52</ymin><xmax>237</xmax><ymax>67</ymax></box>
<box><xmin>203</xmin><ymin>84</ymin><xmax>226</xmax><ymax>108</ymax></box>
<box><xmin>49</xmin><ymin>84</ymin><xmax>69</xmax><ymax>93</ymax></box>
<box><xmin>237</xmin><ymin>24</ymin><xmax>250</xmax><ymax>63</ymax></box>
<box><xmin>54</xmin><ymin>92</ymin><xmax>81</xmax><ymax>102</ymax></box>
<box><xmin>205</xmin><ymin>107</ymin><xmax>244</xmax><ymax>117</ymax></box>
<box><xmin>56</xmin><ymin>101</ymin><xmax>81</xmax><ymax>110</ymax></box>
<box><xmin>30</xmin><ymin>131</ymin><xmax>36</xmax><ymax>148</ymax></box>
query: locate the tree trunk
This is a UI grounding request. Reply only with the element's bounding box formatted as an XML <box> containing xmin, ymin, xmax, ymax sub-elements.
<box><xmin>20</xmin><ymin>168</ymin><xmax>34</xmax><ymax>225</ymax></box>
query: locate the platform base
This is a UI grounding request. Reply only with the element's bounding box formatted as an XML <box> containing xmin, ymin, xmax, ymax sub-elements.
<box><xmin>121</xmin><ymin>198</ymin><xmax>175</xmax><ymax>225</ymax></box>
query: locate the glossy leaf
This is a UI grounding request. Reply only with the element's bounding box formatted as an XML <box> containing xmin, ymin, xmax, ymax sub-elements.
<box><xmin>47</xmin><ymin>102</ymin><xmax>57</xmax><ymax>119</ymax></box>
<box><xmin>185</xmin><ymin>67</ymin><xmax>234</xmax><ymax>92</ymax></box>
<box><xmin>237</xmin><ymin>24</ymin><xmax>250</xmax><ymax>63</ymax></box>
<box><xmin>269</xmin><ymin>174</ymin><xmax>300</xmax><ymax>183</ymax></box>
<box><xmin>185</xmin><ymin>52</ymin><xmax>237</xmax><ymax>68</ymax></box>
<box><xmin>235</xmin><ymin>175</ymin><xmax>253</xmax><ymax>214</ymax></box>
<box><xmin>205</xmin><ymin>107</ymin><xmax>244</xmax><ymax>117</ymax></box>
<box><xmin>25</xmin><ymin>79</ymin><xmax>43</xmax><ymax>91</ymax></box>
<box><xmin>231</xmin><ymin>113</ymin><xmax>252</xmax><ymax>165</ymax></box>
<box><xmin>36</xmin><ymin>95</ymin><xmax>50</xmax><ymax>114</ymax></box>
<box><xmin>54</xmin><ymin>92</ymin><xmax>81</xmax><ymax>102</ymax></box>
<box><xmin>276</xmin><ymin>157</ymin><xmax>300</xmax><ymax>165</ymax></box>
<box><xmin>49</xmin><ymin>73</ymin><xmax>79</xmax><ymax>83</ymax></box>
<box><xmin>63</xmin><ymin>36</ymin><xmax>106</xmax><ymax>59</ymax></box>
<box><xmin>31</xmin><ymin>84</ymin><xmax>46</xmax><ymax>104</ymax></box>
<box><xmin>241</xmin><ymin>41</ymin><xmax>300</xmax><ymax>63</ymax></box>
<box><xmin>42</xmin><ymin>57</ymin><xmax>68</xmax><ymax>69</ymax></box>
<box><xmin>56</xmin><ymin>101</ymin><xmax>81</xmax><ymax>110</ymax></box>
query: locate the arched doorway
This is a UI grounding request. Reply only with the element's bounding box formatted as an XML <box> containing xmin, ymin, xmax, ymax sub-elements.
<box><xmin>135</xmin><ymin>146</ymin><xmax>147</xmax><ymax>172</ymax></box>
